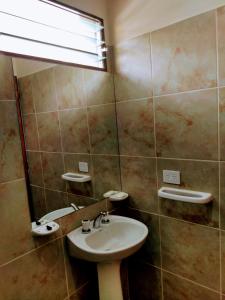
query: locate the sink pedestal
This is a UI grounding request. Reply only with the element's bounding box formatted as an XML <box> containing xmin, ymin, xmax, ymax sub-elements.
<box><xmin>97</xmin><ymin>260</ymin><xmax>123</xmax><ymax>300</ymax></box>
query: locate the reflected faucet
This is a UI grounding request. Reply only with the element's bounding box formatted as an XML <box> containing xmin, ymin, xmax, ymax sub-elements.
<box><xmin>70</xmin><ymin>203</ymin><xmax>80</xmax><ymax>211</ymax></box>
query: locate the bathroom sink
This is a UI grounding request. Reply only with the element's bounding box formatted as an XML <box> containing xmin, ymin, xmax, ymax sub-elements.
<box><xmin>67</xmin><ymin>215</ymin><xmax>148</xmax><ymax>300</ymax></box>
<box><xmin>67</xmin><ymin>215</ymin><xmax>148</xmax><ymax>262</ymax></box>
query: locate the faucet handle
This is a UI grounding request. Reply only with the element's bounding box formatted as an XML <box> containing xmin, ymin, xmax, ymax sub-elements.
<box><xmin>101</xmin><ymin>211</ymin><xmax>110</xmax><ymax>224</ymax></box>
<box><xmin>82</xmin><ymin>219</ymin><xmax>91</xmax><ymax>233</ymax></box>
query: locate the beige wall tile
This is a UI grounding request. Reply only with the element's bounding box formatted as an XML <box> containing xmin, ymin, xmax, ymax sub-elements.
<box><xmin>45</xmin><ymin>189</ymin><xmax>68</xmax><ymax>212</ymax></box>
<box><xmin>0</xmin><ymin>180</ymin><xmax>34</xmax><ymax>265</ymax></box>
<box><xmin>32</xmin><ymin>68</ymin><xmax>57</xmax><ymax>113</ymax></box>
<box><xmin>18</xmin><ymin>75</ymin><xmax>35</xmax><ymax>114</ymax></box>
<box><xmin>163</xmin><ymin>271</ymin><xmax>220</xmax><ymax>300</ymax></box>
<box><xmin>92</xmin><ymin>155</ymin><xmax>121</xmax><ymax>199</ymax></box>
<box><xmin>120</xmin><ymin>156</ymin><xmax>158</xmax><ymax>213</ymax></box>
<box><xmin>55</xmin><ymin>65</ymin><xmax>85</xmax><ymax>110</ymax></box>
<box><xmin>220</xmin><ymin>162</ymin><xmax>225</xmax><ymax>229</ymax></box>
<box><xmin>0</xmin><ymin>55</ymin><xmax>15</xmax><ymax>100</ymax></box>
<box><xmin>30</xmin><ymin>186</ymin><xmax>46</xmax><ymax>220</ymax></box>
<box><xmin>0</xmin><ymin>101</ymin><xmax>24</xmax><ymax>183</ymax></box>
<box><xmin>0</xmin><ymin>239</ymin><xmax>67</xmax><ymax>300</ymax></box>
<box><xmin>60</xmin><ymin>108</ymin><xmax>90</xmax><ymax>154</ymax></box>
<box><xmin>41</xmin><ymin>152</ymin><xmax>66</xmax><ymax>191</ymax></box>
<box><xmin>219</xmin><ymin>87</ymin><xmax>225</xmax><ymax>160</ymax></box>
<box><xmin>84</xmin><ymin>69</ymin><xmax>115</xmax><ymax>106</ymax></box>
<box><xmin>152</xmin><ymin>11</ymin><xmax>217</xmax><ymax>95</ymax></box>
<box><xmin>161</xmin><ymin>217</ymin><xmax>220</xmax><ymax>290</ymax></box>
<box><xmin>37</xmin><ymin>112</ymin><xmax>62</xmax><ymax>152</ymax></box>
<box><xmin>155</xmin><ymin>89</ymin><xmax>218</xmax><ymax>159</ymax></box>
<box><xmin>67</xmin><ymin>193</ymin><xmax>97</xmax><ymax>208</ymax></box>
<box><xmin>221</xmin><ymin>230</ymin><xmax>225</xmax><ymax>293</ymax></box>
<box><xmin>117</xmin><ymin>99</ymin><xmax>155</xmax><ymax>156</ymax></box>
<box><xmin>23</xmin><ymin>114</ymin><xmax>39</xmax><ymax>151</ymax></box>
<box><xmin>218</xmin><ymin>6</ymin><xmax>225</xmax><ymax>86</ymax></box>
<box><xmin>27</xmin><ymin>151</ymin><xmax>43</xmax><ymax>186</ymax></box>
<box><xmin>114</xmin><ymin>34</ymin><xmax>152</xmax><ymax>101</ymax></box>
<box><xmin>88</xmin><ymin>104</ymin><xmax>119</xmax><ymax>155</ymax></box>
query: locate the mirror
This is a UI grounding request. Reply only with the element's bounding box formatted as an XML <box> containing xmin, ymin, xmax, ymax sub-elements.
<box><xmin>12</xmin><ymin>56</ymin><xmax>121</xmax><ymax>222</ymax></box>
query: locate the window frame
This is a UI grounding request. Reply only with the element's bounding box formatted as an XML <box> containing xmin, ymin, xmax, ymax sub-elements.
<box><xmin>0</xmin><ymin>0</ymin><xmax>107</xmax><ymax>72</ymax></box>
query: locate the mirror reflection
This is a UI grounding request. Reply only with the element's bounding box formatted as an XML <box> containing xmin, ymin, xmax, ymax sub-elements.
<box><xmin>12</xmin><ymin>57</ymin><xmax>121</xmax><ymax>222</ymax></box>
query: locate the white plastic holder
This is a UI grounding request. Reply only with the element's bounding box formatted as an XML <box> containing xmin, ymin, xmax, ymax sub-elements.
<box><xmin>62</xmin><ymin>172</ymin><xmax>91</xmax><ymax>183</ymax></box>
<box><xmin>158</xmin><ymin>187</ymin><xmax>213</xmax><ymax>204</ymax></box>
<box><xmin>31</xmin><ymin>220</ymin><xmax>60</xmax><ymax>236</ymax></box>
<box><xmin>103</xmin><ymin>190</ymin><xmax>129</xmax><ymax>201</ymax></box>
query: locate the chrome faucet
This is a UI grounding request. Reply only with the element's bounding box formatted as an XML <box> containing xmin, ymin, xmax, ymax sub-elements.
<box><xmin>70</xmin><ymin>203</ymin><xmax>80</xmax><ymax>211</ymax></box>
<box><xmin>93</xmin><ymin>211</ymin><xmax>109</xmax><ymax>228</ymax></box>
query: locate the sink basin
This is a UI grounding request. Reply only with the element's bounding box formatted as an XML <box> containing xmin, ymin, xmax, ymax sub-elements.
<box><xmin>67</xmin><ymin>215</ymin><xmax>148</xmax><ymax>300</ymax></box>
<box><xmin>67</xmin><ymin>215</ymin><xmax>148</xmax><ymax>262</ymax></box>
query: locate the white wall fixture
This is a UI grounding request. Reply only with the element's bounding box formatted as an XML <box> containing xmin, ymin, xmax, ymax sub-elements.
<box><xmin>103</xmin><ymin>190</ymin><xmax>129</xmax><ymax>201</ymax></box>
<box><xmin>163</xmin><ymin>170</ymin><xmax>180</xmax><ymax>185</ymax></box>
<box><xmin>31</xmin><ymin>220</ymin><xmax>60</xmax><ymax>236</ymax></box>
<box><xmin>79</xmin><ymin>161</ymin><xmax>89</xmax><ymax>173</ymax></box>
<box><xmin>158</xmin><ymin>187</ymin><xmax>213</xmax><ymax>204</ymax></box>
<box><xmin>62</xmin><ymin>172</ymin><xmax>91</xmax><ymax>182</ymax></box>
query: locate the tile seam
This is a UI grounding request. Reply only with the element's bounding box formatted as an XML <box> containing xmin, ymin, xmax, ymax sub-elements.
<box><xmin>128</xmin><ymin>207</ymin><xmax>221</xmax><ymax>231</ymax></box>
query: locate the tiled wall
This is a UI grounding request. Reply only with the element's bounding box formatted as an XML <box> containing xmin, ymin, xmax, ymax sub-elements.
<box><xmin>0</xmin><ymin>54</ymin><xmax>118</xmax><ymax>300</ymax></box>
<box><xmin>18</xmin><ymin>64</ymin><xmax>121</xmax><ymax>219</ymax></box>
<box><xmin>114</xmin><ymin>7</ymin><xmax>225</xmax><ymax>300</ymax></box>
<box><xmin>3</xmin><ymin>6</ymin><xmax>225</xmax><ymax>300</ymax></box>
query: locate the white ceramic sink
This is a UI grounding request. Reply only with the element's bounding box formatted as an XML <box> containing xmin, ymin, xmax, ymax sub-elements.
<box><xmin>67</xmin><ymin>215</ymin><xmax>148</xmax><ymax>262</ymax></box>
<box><xmin>67</xmin><ymin>215</ymin><xmax>148</xmax><ymax>300</ymax></box>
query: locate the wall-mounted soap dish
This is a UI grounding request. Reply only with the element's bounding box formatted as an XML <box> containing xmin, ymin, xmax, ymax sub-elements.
<box><xmin>158</xmin><ymin>187</ymin><xmax>213</xmax><ymax>204</ymax></box>
<box><xmin>31</xmin><ymin>220</ymin><xmax>60</xmax><ymax>236</ymax></box>
<box><xmin>103</xmin><ymin>190</ymin><xmax>129</xmax><ymax>201</ymax></box>
<box><xmin>62</xmin><ymin>172</ymin><xmax>91</xmax><ymax>183</ymax></box>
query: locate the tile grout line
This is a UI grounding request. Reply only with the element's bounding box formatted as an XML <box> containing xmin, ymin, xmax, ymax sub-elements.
<box><xmin>82</xmin><ymin>69</ymin><xmax>97</xmax><ymax>199</ymax></box>
<box><xmin>215</xmin><ymin>8</ymin><xmax>223</xmax><ymax>299</ymax></box>
<box><xmin>0</xmin><ymin>235</ymin><xmax>62</xmax><ymax>269</ymax></box>
<box><xmin>24</xmin><ymin>149</ymin><xmax>225</xmax><ymax>163</ymax></box>
<box><xmin>162</xmin><ymin>268</ymin><xmax>221</xmax><ymax>295</ymax></box>
<box><xmin>26</xmin><ymin>149</ymin><xmax>121</xmax><ymax>158</ymax></box>
<box><xmin>22</xmin><ymin>101</ymin><xmax>115</xmax><ymax>116</ymax></box>
<box><xmin>0</xmin><ymin>99</ymin><xmax>16</xmax><ymax>102</ymax></box>
<box><xmin>60</xmin><ymin>237</ymin><xmax>70</xmax><ymax>299</ymax></box>
<box><xmin>31</xmin><ymin>78</ymin><xmax>48</xmax><ymax>213</ymax></box>
<box><xmin>112</xmin><ymin>60</ymin><xmax>123</xmax><ymax>196</ymax></box>
<box><xmin>137</xmin><ymin>260</ymin><xmax>221</xmax><ymax>295</ymax></box>
<box><xmin>52</xmin><ymin>69</ymin><xmax>68</xmax><ymax>199</ymax></box>
<box><xmin>115</xmin><ymin>86</ymin><xmax>218</xmax><ymax>103</ymax></box>
<box><xmin>0</xmin><ymin>177</ymin><xmax>25</xmax><ymax>186</ymax></box>
<box><xmin>129</xmin><ymin>206</ymin><xmax>221</xmax><ymax>231</ymax></box>
<box><xmin>120</xmin><ymin>154</ymin><xmax>221</xmax><ymax>163</ymax></box>
<box><xmin>150</xmin><ymin>30</ymin><xmax>164</xmax><ymax>300</ymax></box>
<box><xmin>68</xmin><ymin>281</ymin><xmax>91</xmax><ymax>298</ymax></box>
<box><xmin>30</xmin><ymin>184</ymin><xmax>94</xmax><ymax>198</ymax></box>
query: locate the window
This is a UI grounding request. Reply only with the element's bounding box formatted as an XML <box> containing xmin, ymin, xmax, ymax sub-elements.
<box><xmin>0</xmin><ymin>0</ymin><xmax>107</xmax><ymax>70</ymax></box>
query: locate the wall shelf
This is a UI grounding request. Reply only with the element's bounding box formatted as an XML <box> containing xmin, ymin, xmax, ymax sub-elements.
<box><xmin>158</xmin><ymin>187</ymin><xmax>213</xmax><ymax>204</ymax></box>
<box><xmin>62</xmin><ymin>172</ymin><xmax>91</xmax><ymax>183</ymax></box>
